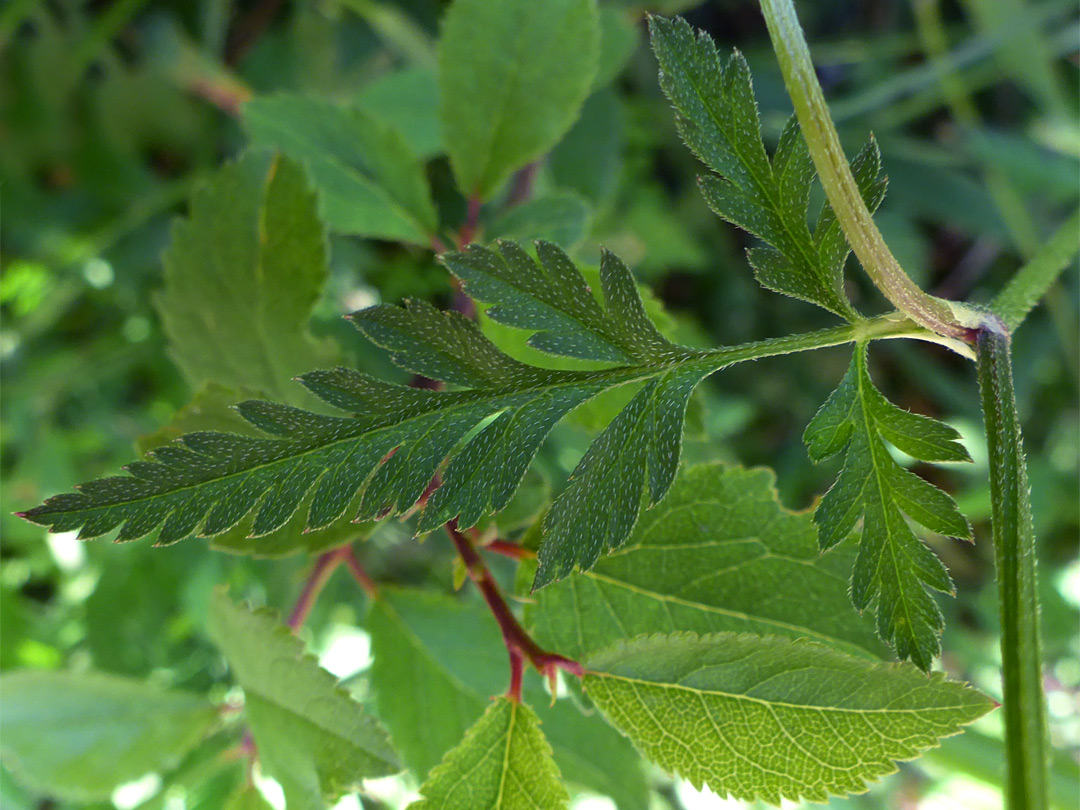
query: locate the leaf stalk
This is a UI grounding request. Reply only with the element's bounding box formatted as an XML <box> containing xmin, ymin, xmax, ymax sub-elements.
<box><xmin>759</xmin><ymin>0</ymin><xmax>980</xmax><ymax>342</ymax></box>
<box><xmin>446</xmin><ymin>522</ymin><xmax>581</xmax><ymax>701</ymax></box>
<box><xmin>287</xmin><ymin>542</ymin><xmax>376</xmax><ymax>630</ymax></box>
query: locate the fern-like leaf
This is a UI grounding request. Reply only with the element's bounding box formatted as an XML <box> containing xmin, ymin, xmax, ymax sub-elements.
<box><xmin>804</xmin><ymin>343</ymin><xmax>972</xmax><ymax>669</ymax></box>
<box><xmin>650</xmin><ymin>15</ymin><xmax>886</xmax><ymax>320</ymax></box>
<box><xmin>20</xmin><ymin>239</ymin><xmax>924</xmax><ymax>589</ymax></box>
<box><xmin>19</xmin><ymin>242</ymin><xmax>715</xmax><ymax>586</ymax></box>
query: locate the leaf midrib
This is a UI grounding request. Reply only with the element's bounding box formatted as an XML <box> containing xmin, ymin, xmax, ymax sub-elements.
<box><xmin>585</xmin><ymin>670</ymin><xmax>978</xmax><ymax>715</ymax></box>
<box><xmin>580</xmin><ymin>570</ymin><xmax>877</xmax><ymax>659</ymax></box>
<box><xmin>672</xmin><ymin>38</ymin><xmax>857</xmax><ymax>320</ymax></box>
<box><xmin>853</xmin><ymin>347</ymin><xmax>923</xmax><ymax>647</ymax></box>
<box><xmin>47</xmin><ymin>318</ymin><xmax>913</xmax><ymax>523</ymax></box>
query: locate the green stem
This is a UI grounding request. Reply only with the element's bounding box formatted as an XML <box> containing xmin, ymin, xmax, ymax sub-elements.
<box><xmin>759</xmin><ymin>0</ymin><xmax>977</xmax><ymax>341</ymax></box>
<box><xmin>992</xmin><ymin>209</ymin><xmax>1080</xmax><ymax>333</ymax></box>
<box><xmin>976</xmin><ymin>326</ymin><xmax>1048</xmax><ymax>810</ymax></box>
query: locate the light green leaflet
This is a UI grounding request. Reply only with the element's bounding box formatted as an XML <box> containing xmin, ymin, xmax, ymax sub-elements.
<box><xmin>650</xmin><ymin>15</ymin><xmax>886</xmax><ymax>321</ymax></box>
<box><xmin>156</xmin><ymin>151</ymin><xmax>334</xmax><ymax>405</ymax></box>
<box><xmin>355</xmin><ymin>67</ymin><xmax>442</xmax><ymax>160</ymax></box>
<box><xmin>805</xmin><ymin>343</ymin><xmax>972</xmax><ymax>670</ymax></box>
<box><xmin>244</xmin><ymin>95</ymin><xmax>438</xmax><ymax>245</ymax></box>
<box><xmin>0</xmin><ymin>671</ymin><xmax>217</xmax><ymax>802</ymax></box>
<box><xmin>207</xmin><ymin>590</ymin><xmax>399</xmax><ymax>809</ymax></box>
<box><xmin>528</xmin><ymin>463</ymin><xmax>884</xmax><ymax>660</ymax></box>
<box><xmin>367</xmin><ymin>587</ymin><xmax>647</xmax><ymax>810</ymax></box>
<box><xmin>224</xmin><ymin>784</ymin><xmax>276</xmax><ymax>810</ymax></box>
<box><xmin>409</xmin><ymin>697</ymin><xmax>569</xmax><ymax>810</ymax></box>
<box><xmin>438</xmin><ymin>0</ymin><xmax>599</xmax><ymax>199</ymax></box>
<box><xmin>584</xmin><ymin>632</ymin><xmax>994</xmax><ymax>805</ymax></box>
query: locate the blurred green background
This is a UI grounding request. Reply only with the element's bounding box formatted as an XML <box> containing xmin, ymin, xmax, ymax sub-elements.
<box><xmin>1</xmin><ymin>0</ymin><xmax>1077</xmax><ymax>808</ymax></box>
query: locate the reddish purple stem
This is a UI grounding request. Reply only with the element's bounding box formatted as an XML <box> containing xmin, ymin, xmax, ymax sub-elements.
<box><xmin>446</xmin><ymin>522</ymin><xmax>581</xmax><ymax>701</ymax></box>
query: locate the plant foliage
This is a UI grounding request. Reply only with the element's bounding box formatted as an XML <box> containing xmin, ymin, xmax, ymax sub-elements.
<box><xmin>805</xmin><ymin>343</ymin><xmax>973</xmax><ymax>669</ymax></box>
<box><xmin>11</xmin><ymin>0</ymin><xmax>1072</xmax><ymax>806</ymax></box>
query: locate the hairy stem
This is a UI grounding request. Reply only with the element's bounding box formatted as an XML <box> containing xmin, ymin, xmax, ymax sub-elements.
<box><xmin>976</xmin><ymin>326</ymin><xmax>1048</xmax><ymax>810</ymax></box>
<box><xmin>992</xmin><ymin>209</ymin><xmax>1080</xmax><ymax>333</ymax></box>
<box><xmin>446</xmin><ymin>523</ymin><xmax>580</xmax><ymax>701</ymax></box>
<box><xmin>759</xmin><ymin>0</ymin><xmax>977</xmax><ymax>341</ymax></box>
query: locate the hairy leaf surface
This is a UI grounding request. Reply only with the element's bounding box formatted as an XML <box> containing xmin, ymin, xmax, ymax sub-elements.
<box><xmin>150</xmin><ymin>153</ymin><xmax>369</xmax><ymax>557</ymax></box>
<box><xmin>137</xmin><ymin>384</ymin><xmax>375</xmax><ymax>557</ymax></box>
<box><xmin>22</xmin><ymin>242</ymin><xmax>705</xmax><ymax>573</ymax></box>
<box><xmin>0</xmin><ymin>671</ymin><xmax>217</xmax><ymax>802</ymax></box>
<box><xmin>528</xmin><ymin>464</ymin><xmax>884</xmax><ymax>660</ymax></box>
<box><xmin>21</xmin><ymin>240</ymin><xmax>908</xmax><ymax>581</ymax></box>
<box><xmin>805</xmin><ymin>343</ymin><xmax>972</xmax><ymax>669</ymax></box>
<box><xmin>207</xmin><ymin>590</ymin><xmax>399</xmax><ymax>809</ymax></box>
<box><xmin>409</xmin><ymin>697</ymin><xmax>568</xmax><ymax>810</ymax></box>
<box><xmin>438</xmin><ymin>0</ymin><xmax>599</xmax><ymax>199</ymax></box>
<box><xmin>584</xmin><ymin>632</ymin><xmax>993</xmax><ymax>805</ymax></box>
<box><xmin>650</xmin><ymin>16</ymin><xmax>886</xmax><ymax>319</ymax></box>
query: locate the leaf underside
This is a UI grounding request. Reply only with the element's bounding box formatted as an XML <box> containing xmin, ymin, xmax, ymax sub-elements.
<box><xmin>805</xmin><ymin>343</ymin><xmax>972</xmax><ymax>669</ymax></box>
<box><xmin>368</xmin><ymin>586</ymin><xmax>647</xmax><ymax>809</ymax></box>
<box><xmin>527</xmin><ymin>463</ymin><xmax>885</xmax><ymax>661</ymax></box>
<box><xmin>22</xmin><ymin>241</ymin><xmax>710</xmax><ymax>589</ymax></box>
<box><xmin>584</xmin><ymin>632</ymin><xmax>993</xmax><ymax>805</ymax></box>
<box><xmin>409</xmin><ymin>697</ymin><xmax>569</xmax><ymax>810</ymax></box>
<box><xmin>650</xmin><ymin>15</ymin><xmax>886</xmax><ymax>320</ymax></box>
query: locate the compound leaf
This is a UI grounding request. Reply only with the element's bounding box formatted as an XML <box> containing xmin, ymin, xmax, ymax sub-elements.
<box><xmin>21</xmin><ymin>241</ymin><xmax>713</xmax><ymax>581</ymax></box>
<box><xmin>20</xmin><ymin>240</ymin><xmax>887</xmax><ymax>585</ymax></box>
<box><xmin>0</xmin><ymin>671</ymin><xmax>217</xmax><ymax>802</ymax></box>
<box><xmin>650</xmin><ymin>16</ymin><xmax>887</xmax><ymax>320</ymax></box>
<box><xmin>207</xmin><ymin>589</ymin><xmax>399</xmax><ymax>809</ymax></box>
<box><xmin>137</xmin><ymin>384</ymin><xmax>376</xmax><ymax>557</ymax></box>
<box><xmin>409</xmin><ymin>697</ymin><xmax>569</xmax><ymax>810</ymax></box>
<box><xmin>439</xmin><ymin>0</ymin><xmax>599</xmax><ymax>200</ymax></box>
<box><xmin>528</xmin><ymin>463</ymin><xmax>884</xmax><ymax>661</ymax></box>
<box><xmin>367</xmin><ymin>588</ymin><xmax>506</xmax><ymax>778</ymax></box>
<box><xmin>584</xmin><ymin>632</ymin><xmax>994</xmax><ymax>805</ymax></box>
<box><xmin>805</xmin><ymin>343</ymin><xmax>972</xmax><ymax>669</ymax></box>
<box><xmin>244</xmin><ymin>95</ymin><xmax>438</xmax><ymax>245</ymax></box>
<box><xmin>443</xmin><ymin>241</ymin><xmax>681</xmax><ymax>365</ymax></box>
